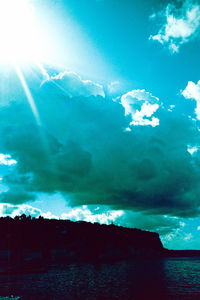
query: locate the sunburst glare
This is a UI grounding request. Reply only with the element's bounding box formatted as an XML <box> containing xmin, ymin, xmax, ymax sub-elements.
<box><xmin>0</xmin><ymin>0</ymin><xmax>45</xmax><ymax>65</ymax></box>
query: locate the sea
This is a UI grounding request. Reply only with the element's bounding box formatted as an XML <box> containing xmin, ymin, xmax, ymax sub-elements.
<box><xmin>0</xmin><ymin>257</ymin><xmax>200</xmax><ymax>299</ymax></box>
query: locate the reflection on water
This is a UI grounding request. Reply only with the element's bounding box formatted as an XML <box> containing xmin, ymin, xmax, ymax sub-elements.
<box><xmin>0</xmin><ymin>258</ymin><xmax>200</xmax><ymax>299</ymax></box>
<box><xmin>163</xmin><ymin>258</ymin><xmax>200</xmax><ymax>299</ymax></box>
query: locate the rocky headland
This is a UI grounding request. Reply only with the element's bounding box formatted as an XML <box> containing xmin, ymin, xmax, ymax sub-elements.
<box><xmin>0</xmin><ymin>215</ymin><xmax>199</xmax><ymax>274</ymax></box>
<box><xmin>0</xmin><ymin>214</ymin><xmax>164</xmax><ymax>269</ymax></box>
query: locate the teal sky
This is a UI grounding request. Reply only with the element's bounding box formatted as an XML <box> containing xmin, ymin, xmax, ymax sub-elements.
<box><xmin>0</xmin><ymin>0</ymin><xmax>200</xmax><ymax>249</ymax></box>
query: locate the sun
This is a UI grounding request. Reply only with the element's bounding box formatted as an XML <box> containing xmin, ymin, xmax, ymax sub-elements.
<box><xmin>0</xmin><ymin>0</ymin><xmax>48</xmax><ymax>126</ymax></box>
<box><xmin>0</xmin><ymin>0</ymin><xmax>45</xmax><ymax>65</ymax></box>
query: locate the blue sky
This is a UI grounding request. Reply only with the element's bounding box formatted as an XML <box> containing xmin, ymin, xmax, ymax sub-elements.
<box><xmin>0</xmin><ymin>0</ymin><xmax>200</xmax><ymax>249</ymax></box>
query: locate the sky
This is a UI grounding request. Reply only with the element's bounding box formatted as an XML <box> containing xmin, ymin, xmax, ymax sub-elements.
<box><xmin>0</xmin><ymin>0</ymin><xmax>200</xmax><ymax>249</ymax></box>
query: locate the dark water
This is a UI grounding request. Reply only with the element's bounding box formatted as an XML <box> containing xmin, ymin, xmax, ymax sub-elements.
<box><xmin>0</xmin><ymin>258</ymin><xmax>200</xmax><ymax>299</ymax></box>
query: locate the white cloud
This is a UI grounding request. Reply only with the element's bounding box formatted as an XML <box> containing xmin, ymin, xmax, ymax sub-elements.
<box><xmin>183</xmin><ymin>232</ymin><xmax>192</xmax><ymax>240</ymax></box>
<box><xmin>168</xmin><ymin>104</ymin><xmax>175</xmax><ymax>112</ymax></box>
<box><xmin>180</xmin><ymin>221</ymin><xmax>186</xmax><ymax>227</ymax></box>
<box><xmin>41</xmin><ymin>211</ymin><xmax>59</xmax><ymax>219</ymax></box>
<box><xmin>45</xmin><ymin>71</ymin><xmax>105</xmax><ymax>98</ymax></box>
<box><xmin>182</xmin><ymin>80</ymin><xmax>200</xmax><ymax>119</ymax></box>
<box><xmin>197</xmin><ymin>226</ymin><xmax>200</xmax><ymax>230</ymax></box>
<box><xmin>162</xmin><ymin>229</ymin><xmax>180</xmax><ymax>242</ymax></box>
<box><xmin>161</xmin><ymin>227</ymin><xmax>192</xmax><ymax>247</ymax></box>
<box><xmin>121</xmin><ymin>89</ymin><xmax>159</xmax><ymax>127</ymax></box>
<box><xmin>187</xmin><ymin>146</ymin><xmax>198</xmax><ymax>155</ymax></box>
<box><xmin>0</xmin><ymin>154</ymin><xmax>17</xmax><ymax>166</ymax></box>
<box><xmin>61</xmin><ymin>206</ymin><xmax>124</xmax><ymax>225</ymax></box>
<box><xmin>150</xmin><ymin>2</ymin><xmax>200</xmax><ymax>53</ymax></box>
<box><xmin>0</xmin><ymin>203</ymin><xmax>58</xmax><ymax>219</ymax></box>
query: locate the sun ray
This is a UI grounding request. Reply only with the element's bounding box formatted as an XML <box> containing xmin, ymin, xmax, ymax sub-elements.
<box><xmin>14</xmin><ymin>63</ymin><xmax>61</xmax><ymax>181</ymax></box>
<box><xmin>14</xmin><ymin>64</ymin><xmax>41</xmax><ymax>126</ymax></box>
<box><xmin>36</xmin><ymin>62</ymin><xmax>72</xmax><ymax>96</ymax></box>
<box><xmin>36</xmin><ymin>62</ymin><xmax>50</xmax><ymax>82</ymax></box>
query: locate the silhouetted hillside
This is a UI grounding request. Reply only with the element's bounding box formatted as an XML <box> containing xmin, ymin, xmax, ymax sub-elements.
<box><xmin>0</xmin><ymin>215</ymin><xmax>164</xmax><ymax>268</ymax></box>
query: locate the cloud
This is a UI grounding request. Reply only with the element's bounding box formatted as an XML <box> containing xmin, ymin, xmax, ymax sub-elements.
<box><xmin>183</xmin><ymin>232</ymin><xmax>192</xmax><ymax>240</ymax></box>
<box><xmin>61</xmin><ymin>205</ymin><xmax>124</xmax><ymax>225</ymax></box>
<box><xmin>161</xmin><ymin>224</ymin><xmax>199</xmax><ymax>249</ymax></box>
<box><xmin>43</xmin><ymin>71</ymin><xmax>105</xmax><ymax>98</ymax></box>
<box><xmin>0</xmin><ymin>154</ymin><xmax>17</xmax><ymax>166</ymax></box>
<box><xmin>114</xmin><ymin>210</ymin><xmax>182</xmax><ymax>236</ymax></box>
<box><xmin>149</xmin><ymin>1</ymin><xmax>200</xmax><ymax>53</ymax></box>
<box><xmin>187</xmin><ymin>145</ymin><xmax>198</xmax><ymax>155</ymax></box>
<box><xmin>0</xmin><ymin>190</ymin><xmax>35</xmax><ymax>204</ymax></box>
<box><xmin>182</xmin><ymin>80</ymin><xmax>200</xmax><ymax>119</ymax></box>
<box><xmin>0</xmin><ymin>203</ymin><xmax>58</xmax><ymax>219</ymax></box>
<box><xmin>121</xmin><ymin>89</ymin><xmax>159</xmax><ymax>126</ymax></box>
<box><xmin>0</xmin><ymin>67</ymin><xmax>200</xmax><ymax>220</ymax></box>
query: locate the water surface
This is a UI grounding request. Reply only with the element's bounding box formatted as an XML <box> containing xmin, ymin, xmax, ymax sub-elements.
<box><xmin>0</xmin><ymin>258</ymin><xmax>200</xmax><ymax>299</ymax></box>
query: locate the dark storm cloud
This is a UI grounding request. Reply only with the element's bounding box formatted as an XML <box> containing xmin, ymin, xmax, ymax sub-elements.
<box><xmin>117</xmin><ymin>210</ymin><xmax>181</xmax><ymax>236</ymax></box>
<box><xmin>1</xmin><ymin>68</ymin><xmax>200</xmax><ymax>218</ymax></box>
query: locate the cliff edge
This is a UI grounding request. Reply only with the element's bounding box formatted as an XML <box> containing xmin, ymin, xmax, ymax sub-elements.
<box><xmin>0</xmin><ymin>215</ymin><xmax>164</xmax><ymax>265</ymax></box>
